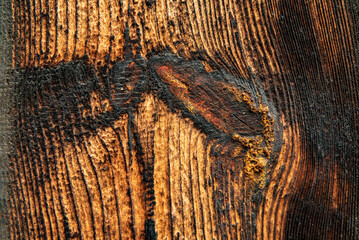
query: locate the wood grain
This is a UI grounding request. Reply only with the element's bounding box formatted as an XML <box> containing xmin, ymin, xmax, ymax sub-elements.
<box><xmin>7</xmin><ymin>0</ymin><xmax>359</xmax><ymax>239</ymax></box>
<box><xmin>9</xmin><ymin>58</ymin><xmax>279</xmax><ymax>239</ymax></box>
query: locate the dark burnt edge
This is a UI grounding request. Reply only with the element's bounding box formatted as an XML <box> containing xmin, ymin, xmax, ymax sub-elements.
<box><xmin>13</xmin><ymin>56</ymin><xmax>231</xmax><ymax>146</ymax></box>
<box><xmin>12</xmin><ymin>60</ymin><xmax>95</xmax><ymax>238</ymax></box>
<box><xmin>13</xmin><ymin>52</ymin><xmax>281</xmax><ymax>151</ymax></box>
<box><xmin>275</xmin><ymin>1</ymin><xmax>359</xmax><ymax>239</ymax></box>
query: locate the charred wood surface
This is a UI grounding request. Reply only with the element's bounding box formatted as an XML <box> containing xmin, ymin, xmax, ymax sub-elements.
<box><xmin>1</xmin><ymin>0</ymin><xmax>358</xmax><ymax>239</ymax></box>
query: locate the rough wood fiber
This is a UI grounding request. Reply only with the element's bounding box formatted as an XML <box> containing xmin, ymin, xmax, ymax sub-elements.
<box><xmin>6</xmin><ymin>0</ymin><xmax>359</xmax><ymax>239</ymax></box>
<box><xmin>10</xmin><ymin>57</ymin><xmax>279</xmax><ymax>239</ymax></box>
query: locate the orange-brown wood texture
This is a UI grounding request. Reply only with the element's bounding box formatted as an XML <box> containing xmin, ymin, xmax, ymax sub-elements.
<box><xmin>1</xmin><ymin>0</ymin><xmax>358</xmax><ymax>239</ymax></box>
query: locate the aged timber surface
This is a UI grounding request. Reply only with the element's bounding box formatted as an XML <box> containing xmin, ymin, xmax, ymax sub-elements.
<box><xmin>3</xmin><ymin>0</ymin><xmax>359</xmax><ymax>239</ymax></box>
<box><xmin>10</xmin><ymin>56</ymin><xmax>280</xmax><ymax>239</ymax></box>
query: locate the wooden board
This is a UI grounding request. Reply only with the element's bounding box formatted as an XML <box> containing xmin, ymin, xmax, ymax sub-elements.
<box><xmin>3</xmin><ymin>0</ymin><xmax>359</xmax><ymax>239</ymax></box>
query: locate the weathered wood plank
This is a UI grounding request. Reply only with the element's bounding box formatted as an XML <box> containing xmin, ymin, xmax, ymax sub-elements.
<box><xmin>2</xmin><ymin>0</ymin><xmax>358</xmax><ymax>239</ymax></box>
